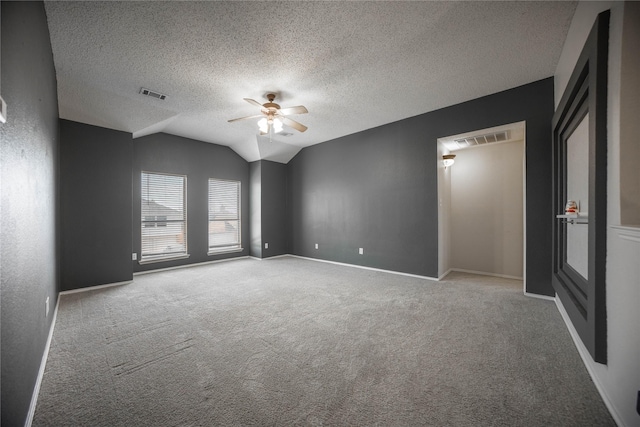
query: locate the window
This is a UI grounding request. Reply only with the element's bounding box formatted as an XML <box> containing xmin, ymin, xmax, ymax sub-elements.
<box><xmin>208</xmin><ymin>179</ymin><xmax>241</xmax><ymax>254</ymax></box>
<box><xmin>141</xmin><ymin>172</ymin><xmax>188</xmax><ymax>262</ymax></box>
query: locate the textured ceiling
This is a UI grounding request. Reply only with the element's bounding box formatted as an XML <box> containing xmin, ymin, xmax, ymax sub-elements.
<box><xmin>44</xmin><ymin>1</ymin><xmax>577</xmax><ymax>163</ymax></box>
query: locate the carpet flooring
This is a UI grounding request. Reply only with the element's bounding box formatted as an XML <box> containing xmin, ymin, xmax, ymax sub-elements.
<box><xmin>32</xmin><ymin>257</ymin><xmax>615</xmax><ymax>426</ymax></box>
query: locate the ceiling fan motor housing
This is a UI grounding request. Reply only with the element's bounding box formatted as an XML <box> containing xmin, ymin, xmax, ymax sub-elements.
<box><xmin>263</xmin><ymin>93</ymin><xmax>281</xmax><ymax>110</ymax></box>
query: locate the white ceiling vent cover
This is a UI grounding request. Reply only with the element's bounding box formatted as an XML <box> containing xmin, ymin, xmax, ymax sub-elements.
<box><xmin>139</xmin><ymin>88</ymin><xmax>167</xmax><ymax>100</ymax></box>
<box><xmin>453</xmin><ymin>130</ymin><xmax>509</xmax><ymax>149</ymax></box>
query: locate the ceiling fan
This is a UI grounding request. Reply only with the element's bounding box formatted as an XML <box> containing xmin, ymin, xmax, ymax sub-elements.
<box><xmin>228</xmin><ymin>93</ymin><xmax>308</xmax><ymax>134</ymax></box>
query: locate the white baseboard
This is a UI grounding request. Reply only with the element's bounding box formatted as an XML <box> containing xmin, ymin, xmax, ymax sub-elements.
<box><xmin>249</xmin><ymin>254</ymin><xmax>290</xmax><ymax>261</ymax></box>
<box><xmin>555</xmin><ymin>296</ymin><xmax>624</xmax><ymax>427</ymax></box>
<box><xmin>60</xmin><ymin>280</ymin><xmax>132</xmax><ymax>295</ymax></box>
<box><xmin>262</xmin><ymin>254</ymin><xmax>290</xmax><ymax>260</ymax></box>
<box><xmin>449</xmin><ymin>268</ymin><xmax>523</xmax><ymax>281</ymax></box>
<box><xmin>523</xmin><ymin>291</ymin><xmax>556</xmax><ymax>301</ymax></box>
<box><xmin>287</xmin><ymin>255</ymin><xmax>440</xmax><ymax>281</ymax></box>
<box><xmin>438</xmin><ymin>268</ymin><xmax>453</xmax><ymax>281</ymax></box>
<box><xmin>25</xmin><ymin>294</ymin><xmax>60</xmax><ymax>427</ymax></box>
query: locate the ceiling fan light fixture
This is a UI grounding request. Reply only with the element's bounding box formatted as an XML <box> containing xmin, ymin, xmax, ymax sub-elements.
<box><xmin>442</xmin><ymin>154</ymin><xmax>456</xmax><ymax>168</ymax></box>
<box><xmin>273</xmin><ymin>118</ymin><xmax>283</xmax><ymax>133</ymax></box>
<box><xmin>258</xmin><ymin>118</ymin><xmax>269</xmax><ymax>134</ymax></box>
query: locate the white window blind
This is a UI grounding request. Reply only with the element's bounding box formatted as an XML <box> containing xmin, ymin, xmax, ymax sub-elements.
<box><xmin>208</xmin><ymin>179</ymin><xmax>241</xmax><ymax>252</ymax></box>
<box><xmin>141</xmin><ymin>172</ymin><xmax>187</xmax><ymax>260</ymax></box>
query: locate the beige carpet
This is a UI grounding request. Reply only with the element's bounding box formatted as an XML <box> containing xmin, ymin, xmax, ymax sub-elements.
<box><xmin>33</xmin><ymin>257</ymin><xmax>614</xmax><ymax>426</ymax></box>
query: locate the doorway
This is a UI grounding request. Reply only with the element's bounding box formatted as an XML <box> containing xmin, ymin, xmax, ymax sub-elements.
<box><xmin>438</xmin><ymin>122</ymin><xmax>526</xmax><ymax>287</ymax></box>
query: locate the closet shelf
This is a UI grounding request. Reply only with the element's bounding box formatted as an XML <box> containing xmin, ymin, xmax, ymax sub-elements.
<box><xmin>556</xmin><ymin>213</ymin><xmax>588</xmax><ymax>224</ymax></box>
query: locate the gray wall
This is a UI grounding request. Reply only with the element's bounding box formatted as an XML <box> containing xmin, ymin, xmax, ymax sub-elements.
<box><xmin>59</xmin><ymin>120</ymin><xmax>133</xmax><ymax>291</ymax></box>
<box><xmin>249</xmin><ymin>161</ymin><xmax>262</xmax><ymax>258</ymax></box>
<box><xmin>133</xmin><ymin>133</ymin><xmax>250</xmax><ymax>272</ymax></box>
<box><xmin>289</xmin><ymin>78</ymin><xmax>555</xmax><ymax>296</ymax></box>
<box><xmin>261</xmin><ymin>160</ymin><xmax>289</xmax><ymax>258</ymax></box>
<box><xmin>0</xmin><ymin>2</ymin><xmax>60</xmax><ymax>425</ymax></box>
<box><xmin>249</xmin><ymin>160</ymin><xmax>289</xmax><ymax>258</ymax></box>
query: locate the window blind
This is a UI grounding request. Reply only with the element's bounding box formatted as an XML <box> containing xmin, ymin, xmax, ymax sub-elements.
<box><xmin>141</xmin><ymin>172</ymin><xmax>187</xmax><ymax>259</ymax></box>
<box><xmin>208</xmin><ymin>179</ymin><xmax>240</xmax><ymax>252</ymax></box>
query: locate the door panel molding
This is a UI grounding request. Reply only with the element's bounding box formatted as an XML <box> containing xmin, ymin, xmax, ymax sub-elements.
<box><xmin>552</xmin><ymin>10</ymin><xmax>609</xmax><ymax>364</ymax></box>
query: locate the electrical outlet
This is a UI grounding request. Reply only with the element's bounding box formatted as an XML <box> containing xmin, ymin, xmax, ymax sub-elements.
<box><xmin>132</xmin><ymin>253</ymin><xmax>137</xmax><ymax>261</ymax></box>
<box><xmin>264</xmin><ymin>242</ymin><xmax>269</xmax><ymax>249</ymax></box>
<box><xmin>315</xmin><ymin>243</ymin><xmax>319</xmax><ymax>249</ymax></box>
<box><xmin>45</xmin><ymin>296</ymin><xmax>49</xmax><ymax>317</ymax></box>
<box><xmin>359</xmin><ymin>248</ymin><xmax>364</xmax><ymax>255</ymax></box>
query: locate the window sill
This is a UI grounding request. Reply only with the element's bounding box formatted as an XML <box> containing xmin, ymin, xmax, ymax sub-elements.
<box><xmin>208</xmin><ymin>247</ymin><xmax>243</xmax><ymax>256</ymax></box>
<box><xmin>139</xmin><ymin>254</ymin><xmax>190</xmax><ymax>265</ymax></box>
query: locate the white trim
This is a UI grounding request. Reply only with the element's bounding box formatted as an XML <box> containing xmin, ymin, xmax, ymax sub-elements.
<box><xmin>59</xmin><ymin>280</ymin><xmax>132</xmax><ymax>295</ymax></box>
<box><xmin>134</xmin><ymin>255</ymin><xmax>249</xmax><ymax>276</ymax></box>
<box><xmin>25</xmin><ymin>294</ymin><xmax>60</xmax><ymax>427</ymax></box>
<box><xmin>523</xmin><ymin>291</ymin><xmax>555</xmax><ymax>302</ymax></box>
<box><xmin>288</xmin><ymin>255</ymin><xmax>440</xmax><ymax>281</ymax></box>
<box><xmin>250</xmin><ymin>254</ymin><xmax>290</xmax><ymax>261</ymax></box>
<box><xmin>610</xmin><ymin>224</ymin><xmax>640</xmax><ymax>243</ymax></box>
<box><xmin>138</xmin><ymin>253</ymin><xmax>190</xmax><ymax>265</ymax></box>
<box><xmin>438</xmin><ymin>268</ymin><xmax>453</xmax><ymax>281</ymax></box>
<box><xmin>0</xmin><ymin>95</ymin><xmax>7</xmax><ymax>124</ymax></box>
<box><xmin>263</xmin><ymin>254</ymin><xmax>290</xmax><ymax>260</ymax></box>
<box><xmin>449</xmin><ymin>268</ymin><xmax>523</xmax><ymax>281</ymax></box>
<box><xmin>555</xmin><ymin>296</ymin><xmax>624</xmax><ymax>427</ymax></box>
<box><xmin>208</xmin><ymin>247</ymin><xmax>243</xmax><ymax>256</ymax></box>
<box><xmin>522</xmin><ymin>122</ymin><xmax>528</xmax><ymax>296</ymax></box>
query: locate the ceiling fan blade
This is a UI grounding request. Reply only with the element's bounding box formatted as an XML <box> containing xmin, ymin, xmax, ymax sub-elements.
<box><xmin>282</xmin><ymin>116</ymin><xmax>308</xmax><ymax>133</ymax></box>
<box><xmin>278</xmin><ymin>105</ymin><xmax>308</xmax><ymax>115</ymax></box>
<box><xmin>227</xmin><ymin>114</ymin><xmax>263</xmax><ymax>123</ymax></box>
<box><xmin>244</xmin><ymin>98</ymin><xmax>264</xmax><ymax>108</ymax></box>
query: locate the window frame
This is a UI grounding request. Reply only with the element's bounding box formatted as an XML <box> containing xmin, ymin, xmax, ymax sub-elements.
<box><xmin>208</xmin><ymin>178</ymin><xmax>242</xmax><ymax>255</ymax></box>
<box><xmin>139</xmin><ymin>171</ymin><xmax>189</xmax><ymax>264</ymax></box>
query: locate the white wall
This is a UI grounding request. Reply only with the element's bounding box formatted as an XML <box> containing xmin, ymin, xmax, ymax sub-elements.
<box><xmin>554</xmin><ymin>2</ymin><xmax>640</xmax><ymax>426</ymax></box>
<box><xmin>449</xmin><ymin>140</ymin><xmax>524</xmax><ymax>279</ymax></box>
<box><xmin>619</xmin><ymin>2</ymin><xmax>640</xmax><ymax>226</ymax></box>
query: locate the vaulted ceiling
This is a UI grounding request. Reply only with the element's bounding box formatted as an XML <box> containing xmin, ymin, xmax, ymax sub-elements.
<box><xmin>44</xmin><ymin>1</ymin><xmax>577</xmax><ymax>163</ymax></box>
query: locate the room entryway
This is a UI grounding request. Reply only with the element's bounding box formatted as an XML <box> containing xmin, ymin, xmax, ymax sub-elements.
<box><xmin>437</xmin><ymin>122</ymin><xmax>526</xmax><ymax>287</ymax></box>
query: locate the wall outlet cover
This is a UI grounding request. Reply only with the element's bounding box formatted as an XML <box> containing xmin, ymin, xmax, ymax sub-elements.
<box><xmin>265</xmin><ymin>243</ymin><xmax>269</xmax><ymax>249</ymax></box>
<box><xmin>359</xmin><ymin>248</ymin><xmax>364</xmax><ymax>255</ymax></box>
<box><xmin>315</xmin><ymin>243</ymin><xmax>318</xmax><ymax>249</ymax></box>
<box><xmin>132</xmin><ymin>253</ymin><xmax>137</xmax><ymax>261</ymax></box>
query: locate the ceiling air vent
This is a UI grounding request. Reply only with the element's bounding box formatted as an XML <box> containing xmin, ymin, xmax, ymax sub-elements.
<box><xmin>139</xmin><ymin>87</ymin><xmax>167</xmax><ymax>100</ymax></box>
<box><xmin>453</xmin><ymin>130</ymin><xmax>509</xmax><ymax>149</ymax></box>
<box><xmin>279</xmin><ymin>132</ymin><xmax>294</xmax><ymax>137</ymax></box>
